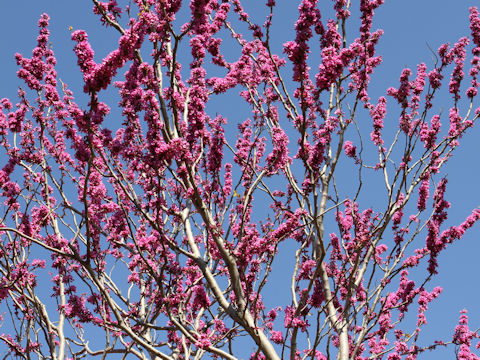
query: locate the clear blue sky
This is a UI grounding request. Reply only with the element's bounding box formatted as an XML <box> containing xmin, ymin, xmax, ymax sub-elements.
<box><xmin>1</xmin><ymin>0</ymin><xmax>479</xmax><ymax>358</ymax></box>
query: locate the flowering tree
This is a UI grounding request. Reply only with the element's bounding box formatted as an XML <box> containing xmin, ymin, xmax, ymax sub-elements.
<box><xmin>1</xmin><ymin>0</ymin><xmax>480</xmax><ymax>359</ymax></box>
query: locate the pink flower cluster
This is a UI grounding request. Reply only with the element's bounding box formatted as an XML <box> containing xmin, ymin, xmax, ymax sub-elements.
<box><xmin>283</xmin><ymin>0</ymin><xmax>322</xmax><ymax>82</ymax></box>
<box><xmin>453</xmin><ymin>310</ymin><xmax>480</xmax><ymax>360</ymax></box>
<box><xmin>72</xmin><ymin>19</ymin><xmax>146</xmax><ymax>94</ymax></box>
<box><xmin>419</xmin><ymin>114</ymin><xmax>441</xmax><ymax>150</ymax></box>
<box><xmin>417</xmin><ymin>176</ymin><xmax>430</xmax><ymax>212</ymax></box>
<box><xmin>370</xmin><ymin>96</ymin><xmax>387</xmax><ymax>146</ymax></box>
<box><xmin>343</xmin><ymin>140</ymin><xmax>356</xmax><ymax>158</ymax></box>
<box><xmin>425</xmin><ymin>178</ymin><xmax>450</xmax><ymax>274</ymax></box>
<box><xmin>93</xmin><ymin>0</ymin><xmax>122</xmax><ymax>27</ymax></box>
<box><xmin>449</xmin><ymin>38</ymin><xmax>469</xmax><ymax>102</ymax></box>
<box><xmin>265</xmin><ymin>127</ymin><xmax>290</xmax><ymax>175</ymax></box>
<box><xmin>467</xmin><ymin>7</ymin><xmax>480</xmax><ymax>98</ymax></box>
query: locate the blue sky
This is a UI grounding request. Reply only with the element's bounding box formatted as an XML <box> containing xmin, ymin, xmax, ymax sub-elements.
<box><xmin>1</xmin><ymin>0</ymin><xmax>479</xmax><ymax>358</ymax></box>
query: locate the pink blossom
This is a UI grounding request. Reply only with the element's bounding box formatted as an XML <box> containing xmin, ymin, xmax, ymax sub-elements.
<box><xmin>425</xmin><ymin>178</ymin><xmax>451</xmax><ymax>274</ymax></box>
<box><xmin>417</xmin><ymin>177</ymin><xmax>430</xmax><ymax>212</ymax></box>
<box><xmin>448</xmin><ymin>107</ymin><xmax>462</xmax><ymax>138</ymax></box>
<box><xmin>370</xmin><ymin>97</ymin><xmax>387</xmax><ymax>146</ymax></box>
<box><xmin>266</xmin><ymin>127</ymin><xmax>290</xmax><ymax>175</ymax></box>
<box><xmin>343</xmin><ymin>140</ymin><xmax>357</xmax><ymax>158</ymax></box>
<box><xmin>93</xmin><ymin>1</ymin><xmax>122</xmax><ymax>27</ymax></box>
<box><xmin>194</xmin><ymin>333</ymin><xmax>212</xmax><ymax>350</ymax></box>
<box><xmin>428</xmin><ymin>68</ymin><xmax>444</xmax><ymax>89</ymax></box>
<box><xmin>453</xmin><ymin>310</ymin><xmax>480</xmax><ymax>360</ymax></box>
<box><xmin>333</xmin><ymin>0</ymin><xmax>350</xmax><ymax>20</ymax></box>
<box><xmin>471</xmin><ymin>7</ymin><xmax>480</xmax><ymax>47</ymax></box>
<box><xmin>315</xmin><ymin>47</ymin><xmax>345</xmax><ymax>91</ymax></box>
<box><xmin>420</xmin><ymin>115</ymin><xmax>441</xmax><ymax>149</ymax></box>
<box><xmin>283</xmin><ymin>0</ymin><xmax>322</xmax><ymax>82</ymax></box>
<box><xmin>270</xmin><ymin>330</ymin><xmax>283</xmax><ymax>344</ymax></box>
<box><xmin>374</xmin><ymin>244</ymin><xmax>388</xmax><ymax>264</ymax></box>
<box><xmin>298</xmin><ymin>259</ymin><xmax>317</xmax><ymax>280</ymax></box>
<box><xmin>449</xmin><ymin>37</ymin><xmax>469</xmax><ymax>101</ymax></box>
